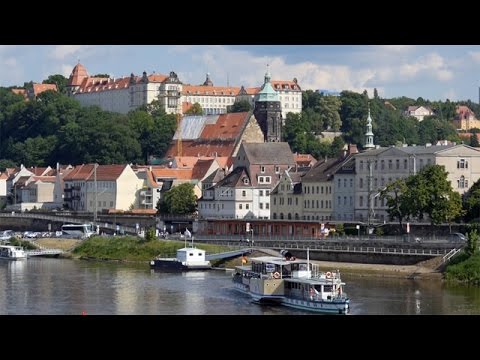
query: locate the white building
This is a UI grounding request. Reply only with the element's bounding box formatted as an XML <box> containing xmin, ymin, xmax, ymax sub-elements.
<box><xmin>67</xmin><ymin>63</ymin><xmax>182</xmax><ymax>115</ymax></box>
<box><xmin>63</xmin><ymin>164</ymin><xmax>144</xmax><ymax>212</ymax></box>
<box><xmin>237</xmin><ymin>77</ymin><xmax>302</xmax><ymax>119</ymax></box>
<box><xmin>198</xmin><ymin>142</ymin><xmax>296</xmax><ymax>220</ymax></box>
<box><xmin>404</xmin><ymin>106</ymin><xmax>434</xmax><ymax>122</ymax></box>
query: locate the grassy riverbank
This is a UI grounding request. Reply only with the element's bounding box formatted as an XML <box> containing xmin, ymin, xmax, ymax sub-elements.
<box><xmin>72</xmin><ymin>236</ymin><xmax>230</xmax><ymax>262</ymax></box>
<box><xmin>445</xmin><ymin>252</ymin><xmax>480</xmax><ymax>285</ymax></box>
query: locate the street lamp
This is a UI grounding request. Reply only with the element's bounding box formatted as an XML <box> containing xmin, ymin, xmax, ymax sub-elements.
<box><xmin>356</xmin><ymin>224</ymin><xmax>360</xmax><ymax>239</ymax></box>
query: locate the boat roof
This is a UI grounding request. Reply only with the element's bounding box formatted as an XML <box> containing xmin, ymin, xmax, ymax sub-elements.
<box><xmin>177</xmin><ymin>247</ymin><xmax>205</xmax><ymax>252</ymax></box>
<box><xmin>0</xmin><ymin>245</ymin><xmax>21</xmax><ymax>249</ymax></box>
<box><xmin>250</xmin><ymin>256</ymin><xmax>307</xmax><ymax>266</ymax></box>
<box><xmin>284</xmin><ymin>277</ymin><xmax>344</xmax><ymax>285</ymax></box>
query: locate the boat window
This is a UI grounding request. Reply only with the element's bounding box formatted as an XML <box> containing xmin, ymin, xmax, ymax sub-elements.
<box><xmin>324</xmin><ymin>285</ymin><xmax>333</xmax><ymax>292</ymax></box>
<box><xmin>299</xmin><ymin>264</ymin><xmax>308</xmax><ymax>271</ymax></box>
<box><xmin>314</xmin><ymin>285</ymin><xmax>322</xmax><ymax>292</ymax></box>
<box><xmin>189</xmin><ymin>253</ymin><xmax>194</xmax><ymax>256</ymax></box>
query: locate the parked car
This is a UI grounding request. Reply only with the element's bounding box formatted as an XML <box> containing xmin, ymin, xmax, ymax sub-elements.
<box><xmin>448</xmin><ymin>233</ymin><xmax>467</xmax><ymax>242</ymax></box>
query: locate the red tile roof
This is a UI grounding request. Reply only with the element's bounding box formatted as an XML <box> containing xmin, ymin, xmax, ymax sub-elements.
<box><xmin>192</xmin><ymin>159</ymin><xmax>214</xmax><ymax>180</ymax></box>
<box><xmin>182</xmin><ymin>102</ymin><xmax>193</xmax><ymax>113</ymax></box>
<box><xmin>271</xmin><ymin>80</ymin><xmax>301</xmax><ymax>91</ymax></box>
<box><xmin>151</xmin><ymin>168</ymin><xmax>193</xmax><ymax>180</ymax></box>
<box><xmin>166</xmin><ymin>112</ymin><xmax>251</xmax><ymax>159</ymax></box>
<box><xmin>11</xmin><ymin>88</ymin><xmax>27</xmax><ymax>98</ymax></box>
<box><xmin>183</xmin><ymin>85</ymin><xmax>240</xmax><ymax>96</ymax></box>
<box><xmin>200</xmin><ymin>112</ymin><xmax>248</xmax><ymax>139</ymax></box>
<box><xmin>456</xmin><ymin>105</ymin><xmax>476</xmax><ymax>120</ymax></box>
<box><xmin>63</xmin><ymin>164</ymin><xmax>95</xmax><ymax>181</ymax></box>
<box><xmin>32</xmin><ymin>83</ymin><xmax>57</xmax><ymax>96</ymax></box>
<box><xmin>68</xmin><ymin>63</ymin><xmax>89</xmax><ymax>86</ymax></box>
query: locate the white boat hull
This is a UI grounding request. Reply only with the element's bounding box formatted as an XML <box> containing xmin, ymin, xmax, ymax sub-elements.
<box><xmin>281</xmin><ymin>297</ymin><xmax>350</xmax><ymax>314</ymax></box>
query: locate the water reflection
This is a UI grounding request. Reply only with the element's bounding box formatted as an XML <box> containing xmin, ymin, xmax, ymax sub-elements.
<box><xmin>1</xmin><ymin>259</ymin><xmax>480</xmax><ymax>315</ymax></box>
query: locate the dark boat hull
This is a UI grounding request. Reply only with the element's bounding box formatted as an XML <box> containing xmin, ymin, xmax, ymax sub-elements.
<box><xmin>150</xmin><ymin>259</ymin><xmax>211</xmax><ymax>271</ymax></box>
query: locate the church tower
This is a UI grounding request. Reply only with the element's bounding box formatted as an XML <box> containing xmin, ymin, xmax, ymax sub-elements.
<box><xmin>253</xmin><ymin>67</ymin><xmax>282</xmax><ymax>142</ymax></box>
<box><xmin>66</xmin><ymin>62</ymin><xmax>89</xmax><ymax>97</ymax></box>
<box><xmin>364</xmin><ymin>104</ymin><xmax>375</xmax><ymax>150</ymax></box>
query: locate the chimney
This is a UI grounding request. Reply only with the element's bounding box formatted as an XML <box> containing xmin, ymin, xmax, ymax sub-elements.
<box><xmin>348</xmin><ymin>144</ymin><xmax>358</xmax><ymax>155</ymax></box>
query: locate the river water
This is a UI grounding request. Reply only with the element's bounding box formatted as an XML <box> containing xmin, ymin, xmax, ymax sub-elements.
<box><xmin>1</xmin><ymin>258</ymin><xmax>479</xmax><ymax>315</ymax></box>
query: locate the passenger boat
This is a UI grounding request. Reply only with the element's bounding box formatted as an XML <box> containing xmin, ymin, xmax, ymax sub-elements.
<box><xmin>0</xmin><ymin>245</ymin><xmax>27</xmax><ymax>260</ymax></box>
<box><xmin>232</xmin><ymin>250</ymin><xmax>350</xmax><ymax>314</ymax></box>
<box><xmin>150</xmin><ymin>247</ymin><xmax>211</xmax><ymax>271</ymax></box>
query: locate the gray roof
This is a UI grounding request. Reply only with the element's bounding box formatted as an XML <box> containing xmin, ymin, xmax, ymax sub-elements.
<box><xmin>214</xmin><ymin>167</ymin><xmax>249</xmax><ymax>188</ymax></box>
<box><xmin>242</xmin><ymin>142</ymin><xmax>295</xmax><ymax>165</ymax></box>
<box><xmin>355</xmin><ymin>144</ymin><xmax>457</xmax><ymax>157</ymax></box>
<box><xmin>302</xmin><ymin>155</ymin><xmax>352</xmax><ymax>183</ymax></box>
<box><xmin>173</xmin><ymin>115</ymin><xmax>218</xmax><ymax>140</ymax></box>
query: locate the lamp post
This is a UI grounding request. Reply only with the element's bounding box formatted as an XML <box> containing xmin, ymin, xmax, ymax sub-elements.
<box><xmin>93</xmin><ymin>163</ymin><xmax>98</xmax><ymax>224</ymax></box>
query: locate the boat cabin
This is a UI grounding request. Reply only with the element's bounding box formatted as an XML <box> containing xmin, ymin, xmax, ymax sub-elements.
<box><xmin>176</xmin><ymin>247</ymin><xmax>208</xmax><ymax>266</ymax></box>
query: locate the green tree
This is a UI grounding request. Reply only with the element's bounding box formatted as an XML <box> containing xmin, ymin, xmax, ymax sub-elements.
<box><xmin>185</xmin><ymin>102</ymin><xmax>204</xmax><ymax>115</ymax></box>
<box><xmin>42</xmin><ymin>74</ymin><xmax>68</xmax><ymax>94</ymax></box>
<box><xmin>417</xmin><ymin>165</ymin><xmax>463</xmax><ymax>226</ymax></box>
<box><xmin>228</xmin><ymin>100</ymin><xmax>252</xmax><ymax>113</ymax></box>
<box><xmin>470</xmin><ymin>134</ymin><xmax>479</xmax><ymax>147</ymax></box>
<box><xmin>0</xmin><ymin>159</ymin><xmax>16</xmax><ymax>171</ymax></box>
<box><xmin>157</xmin><ymin>183</ymin><xmax>197</xmax><ymax>215</ymax></box>
<box><xmin>463</xmin><ymin>178</ymin><xmax>480</xmax><ymax>222</ymax></box>
<box><xmin>466</xmin><ymin>228</ymin><xmax>478</xmax><ymax>256</ymax></box>
<box><xmin>380</xmin><ymin>178</ymin><xmax>410</xmax><ymax>232</ymax></box>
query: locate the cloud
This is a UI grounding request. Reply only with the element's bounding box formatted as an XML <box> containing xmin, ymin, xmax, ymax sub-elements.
<box><xmin>468</xmin><ymin>51</ymin><xmax>480</xmax><ymax>63</ymax></box>
<box><xmin>376</xmin><ymin>45</ymin><xmax>417</xmax><ymax>53</ymax></box>
<box><xmin>187</xmin><ymin>45</ymin><xmax>379</xmax><ymax>95</ymax></box>
<box><xmin>168</xmin><ymin>45</ymin><xmax>194</xmax><ymax>54</ymax></box>
<box><xmin>51</xmin><ymin>45</ymin><xmax>91</xmax><ymax>60</ymax></box>
<box><xmin>0</xmin><ymin>56</ymin><xmax>24</xmax><ymax>85</ymax></box>
<box><xmin>443</xmin><ymin>89</ymin><xmax>457</xmax><ymax>100</ymax></box>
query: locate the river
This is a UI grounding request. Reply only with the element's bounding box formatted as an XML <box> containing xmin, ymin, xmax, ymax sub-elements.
<box><xmin>1</xmin><ymin>258</ymin><xmax>479</xmax><ymax>315</ymax></box>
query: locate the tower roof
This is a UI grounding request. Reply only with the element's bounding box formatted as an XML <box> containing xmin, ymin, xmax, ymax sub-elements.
<box><xmin>257</xmin><ymin>69</ymin><xmax>279</xmax><ymax>102</ymax></box>
<box><xmin>203</xmin><ymin>73</ymin><xmax>213</xmax><ymax>86</ymax></box>
<box><xmin>68</xmin><ymin>63</ymin><xmax>89</xmax><ymax>87</ymax></box>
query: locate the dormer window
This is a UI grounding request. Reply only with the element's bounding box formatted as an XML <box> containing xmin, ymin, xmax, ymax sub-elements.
<box><xmin>260</xmin><ymin>166</ymin><xmax>265</xmax><ymax>173</ymax></box>
<box><xmin>243</xmin><ymin>177</ymin><xmax>249</xmax><ymax>185</ymax></box>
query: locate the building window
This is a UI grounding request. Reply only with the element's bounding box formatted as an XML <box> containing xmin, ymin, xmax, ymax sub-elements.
<box><xmin>359</xmin><ymin>196</ymin><xmax>363</xmax><ymax>207</ymax></box>
<box><xmin>359</xmin><ymin>161</ymin><xmax>364</xmax><ymax>171</ymax></box>
<box><xmin>388</xmin><ymin>160</ymin><xmax>392</xmax><ymax>170</ymax></box>
<box><xmin>350</xmin><ymin>179</ymin><xmax>353</xmax><ymax>187</ymax></box>
<box><xmin>239</xmin><ymin>204</ymin><xmax>243</xmax><ymax>209</ymax></box>
<box><xmin>344</xmin><ymin>196</ymin><xmax>347</xmax><ymax>206</ymax></box>
<box><xmin>458</xmin><ymin>176</ymin><xmax>466</xmax><ymax>188</ymax></box>
<box><xmin>265</xmin><ymin>176</ymin><xmax>271</xmax><ymax>183</ymax></box>
<box><xmin>259</xmin><ymin>190</ymin><xmax>263</xmax><ymax>196</ymax></box>
<box><xmin>337</xmin><ymin>196</ymin><xmax>341</xmax><ymax>205</ymax></box>
<box><xmin>246</xmin><ymin>204</ymin><xmax>249</xmax><ymax>210</ymax></box>
<box><xmin>266</xmin><ymin>190</ymin><xmax>270</xmax><ymax>196</ymax></box>
<box><xmin>295</xmin><ymin>198</ymin><xmax>298</xmax><ymax>205</ymax></box>
<box><xmin>259</xmin><ymin>177</ymin><xmax>264</xmax><ymax>183</ymax></box>
<box><xmin>458</xmin><ymin>159</ymin><xmax>468</xmax><ymax>169</ymax></box>
<box><xmin>404</xmin><ymin>159</ymin><xmax>408</xmax><ymax>169</ymax></box>
<box><xmin>396</xmin><ymin>159</ymin><xmax>400</xmax><ymax>170</ymax></box>
<box><xmin>275</xmin><ymin>166</ymin><xmax>280</xmax><ymax>173</ymax></box>
<box><xmin>266</xmin><ymin>203</ymin><xmax>269</xmax><ymax>209</ymax></box>
<box><xmin>381</xmin><ymin>160</ymin><xmax>385</xmax><ymax>170</ymax></box>
<box><xmin>273</xmin><ymin>198</ymin><xmax>276</xmax><ymax>205</ymax></box>
<box><xmin>360</xmin><ymin>178</ymin><xmax>363</xmax><ymax>188</ymax></box>
<box><xmin>260</xmin><ymin>166</ymin><xmax>265</xmax><ymax>173</ymax></box>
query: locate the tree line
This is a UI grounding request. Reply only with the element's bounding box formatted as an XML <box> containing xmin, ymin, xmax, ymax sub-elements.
<box><xmin>0</xmin><ymin>79</ymin><xmax>176</xmax><ymax>168</ymax></box>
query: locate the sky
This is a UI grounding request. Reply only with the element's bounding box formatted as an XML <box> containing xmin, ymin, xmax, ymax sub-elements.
<box><xmin>1</xmin><ymin>45</ymin><xmax>479</xmax><ymax>102</ymax></box>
